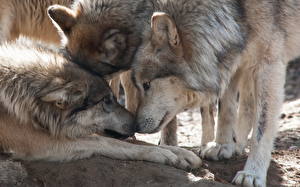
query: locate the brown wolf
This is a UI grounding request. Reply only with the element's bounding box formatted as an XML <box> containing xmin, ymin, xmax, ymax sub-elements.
<box><xmin>130</xmin><ymin>0</ymin><xmax>300</xmax><ymax>186</ymax></box>
<box><xmin>0</xmin><ymin>0</ymin><xmax>74</xmax><ymax>44</ymax></box>
<box><xmin>0</xmin><ymin>39</ymin><xmax>201</xmax><ymax>172</ymax></box>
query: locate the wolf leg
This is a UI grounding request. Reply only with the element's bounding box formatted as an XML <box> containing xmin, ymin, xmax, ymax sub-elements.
<box><xmin>200</xmin><ymin>71</ymin><xmax>240</xmax><ymax>160</ymax></box>
<box><xmin>159</xmin><ymin>117</ymin><xmax>178</xmax><ymax>146</ymax></box>
<box><xmin>234</xmin><ymin>73</ymin><xmax>255</xmax><ymax>155</ymax></box>
<box><xmin>20</xmin><ymin>135</ymin><xmax>201</xmax><ymax>171</ymax></box>
<box><xmin>200</xmin><ymin>103</ymin><xmax>215</xmax><ymax>146</ymax></box>
<box><xmin>233</xmin><ymin>57</ymin><xmax>285</xmax><ymax>187</ymax></box>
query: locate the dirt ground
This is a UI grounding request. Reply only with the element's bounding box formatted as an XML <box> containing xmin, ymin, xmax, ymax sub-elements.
<box><xmin>0</xmin><ymin>61</ymin><xmax>299</xmax><ymax>187</ymax></box>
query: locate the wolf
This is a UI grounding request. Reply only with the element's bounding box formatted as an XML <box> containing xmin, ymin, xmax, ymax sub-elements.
<box><xmin>0</xmin><ymin>39</ymin><xmax>201</xmax><ymax>172</ymax></box>
<box><xmin>0</xmin><ymin>0</ymin><xmax>75</xmax><ymax>44</ymax></box>
<box><xmin>46</xmin><ymin>0</ymin><xmax>216</xmax><ymax>146</ymax></box>
<box><xmin>130</xmin><ymin>0</ymin><xmax>300</xmax><ymax>186</ymax></box>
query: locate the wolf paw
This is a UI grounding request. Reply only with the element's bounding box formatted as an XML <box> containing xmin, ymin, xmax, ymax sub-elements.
<box><xmin>199</xmin><ymin>142</ymin><xmax>235</xmax><ymax>160</ymax></box>
<box><xmin>232</xmin><ymin>171</ymin><xmax>265</xmax><ymax>187</ymax></box>
<box><xmin>160</xmin><ymin>145</ymin><xmax>202</xmax><ymax>170</ymax></box>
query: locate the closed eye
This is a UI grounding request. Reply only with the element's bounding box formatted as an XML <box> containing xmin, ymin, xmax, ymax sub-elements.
<box><xmin>68</xmin><ymin>97</ymin><xmax>105</xmax><ymax>117</ymax></box>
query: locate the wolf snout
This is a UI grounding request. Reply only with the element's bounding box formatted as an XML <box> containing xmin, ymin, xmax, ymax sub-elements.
<box><xmin>134</xmin><ymin>117</ymin><xmax>158</xmax><ymax>134</ymax></box>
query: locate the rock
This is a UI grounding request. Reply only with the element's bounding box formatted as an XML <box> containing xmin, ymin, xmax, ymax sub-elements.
<box><xmin>0</xmin><ymin>160</ymin><xmax>27</xmax><ymax>185</ymax></box>
<box><xmin>0</xmin><ymin>156</ymin><xmax>232</xmax><ymax>187</ymax></box>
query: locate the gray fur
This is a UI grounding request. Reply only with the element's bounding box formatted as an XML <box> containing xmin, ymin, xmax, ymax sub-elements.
<box><xmin>0</xmin><ymin>39</ymin><xmax>134</xmax><ymax>139</ymax></box>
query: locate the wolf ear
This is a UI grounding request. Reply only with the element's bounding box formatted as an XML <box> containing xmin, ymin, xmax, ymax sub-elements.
<box><xmin>48</xmin><ymin>5</ymin><xmax>77</xmax><ymax>34</ymax></box>
<box><xmin>41</xmin><ymin>88</ymin><xmax>68</xmax><ymax>109</ymax></box>
<box><xmin>151</xmin><ymin>12</ymin><xmax>180</xmax><ymax>47</ymax></box>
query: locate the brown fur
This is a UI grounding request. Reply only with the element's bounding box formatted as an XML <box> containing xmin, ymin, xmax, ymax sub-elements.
<box><xmin>0</xmin><ymin>0</ymin><xmax>74</xmax><ymax>44</ymax></box>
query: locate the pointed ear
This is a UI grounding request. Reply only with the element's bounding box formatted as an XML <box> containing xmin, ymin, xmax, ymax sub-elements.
<box><xmin>47</xmin><ymin>5</ymin><xmax>77</xmax><ymax>34</ymax></box>
<box><xmin>151</xmin><ymin>12</ymin><xmax>180</xmax><ymax>47</ymax></box>
<box><xmin>41</xmin><ymin>88</ymin><xmax>67</xmax><ymax>109</ymax></box>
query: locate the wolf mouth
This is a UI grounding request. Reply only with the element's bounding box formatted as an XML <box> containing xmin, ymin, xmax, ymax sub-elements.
<box><xmin>104</xmin><ymin>129</ymin><xmax>133</xmax><ymax>140</ymax></box>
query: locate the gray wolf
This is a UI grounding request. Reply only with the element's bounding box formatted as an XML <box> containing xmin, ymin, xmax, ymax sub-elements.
<box><xmin>131</xmin><ymin>0</ymin><xmax>299</xmax><ymax>186</ymax></box>
<box><xmin>47</xmin><ymin>0</ymin><xmax>216</xmax><ymax>146</ymax></box>
<box><xmin>0</xmin><ymin>39</ymin><xmax>201</xmax><ymax>171</ymax></box>
<box><xmin>0</xmin><ymin>0</ymin><xmax>73</xmax><ymax>44</ymax></box>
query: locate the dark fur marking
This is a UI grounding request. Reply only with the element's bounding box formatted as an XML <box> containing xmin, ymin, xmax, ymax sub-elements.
<box><xmin>200</xmin><ymin>107</ymin><xmax>204</xmax><ymax>115</ymax></box>
<box><xmin>257</xmin><ymin>102</ymin><xmax>268</xmax><ymax>142</ymax></box>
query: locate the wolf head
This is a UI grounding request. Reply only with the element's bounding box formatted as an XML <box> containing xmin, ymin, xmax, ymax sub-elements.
<box><xmin>131</xmin><ymin>8</ymin><xmax>244</xmax><ymax>133</ymax></box>
<box><xmin>47</xmin><ymin>0</ymin><xmax>145</xmax><ymax>77</ymax></box>
<box><xmin>131</xmin><ymin>6</ymin><xmax>245</xmax><ymax>94</ymax></box>
<box><xmin>0</xmin><ymin>39</ymin><xmax>136</xmax><ymax>139</ymax></box>
<box><xmin>132</xmin><ymin>11</ymin><xmax>220</xmax><ymax>95</ymax></box>
<box><xmin>134</xmin><ymin>76</ymin><xmax>209</xmax><ymax>133</ymax></box>
<box><xmin>36</xmin><ymin>68</ymin><xmax>135</xmax><ymax>139</ymax></box>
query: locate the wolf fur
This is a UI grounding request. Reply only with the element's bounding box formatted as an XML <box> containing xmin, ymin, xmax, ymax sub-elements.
<box><xmin>129</xmin><ymin>0</ymin><xmax>299</xmax><ymax>186</ymax></box>
<box><xmin>0</xmin><ymin>39</ymin><xmax>201</xmax><ymax>173</ymax></box>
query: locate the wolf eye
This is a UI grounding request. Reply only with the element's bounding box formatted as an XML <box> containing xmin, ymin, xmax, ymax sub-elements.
<box><xmin>102</xmin><ymin>94</ymin><xmax>114</xmax><ymax>113</ymax></box>
<box><xmin>55</xmin><ymin>100</ymin><xmax>67</xmax><ymax>109</ymax></box>
<box><xmin>143</xmin><ymin>82</ymin><xmax>151</xmax><ymax>91</ymax></box>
